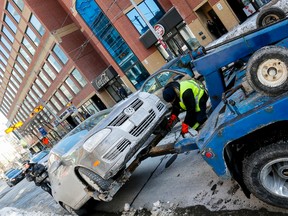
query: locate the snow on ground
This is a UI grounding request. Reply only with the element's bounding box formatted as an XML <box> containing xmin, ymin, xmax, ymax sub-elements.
<box><xmin>0</xmin><ymin>207</ymin><xmax>62</xmax><ymax>216</ymax></box>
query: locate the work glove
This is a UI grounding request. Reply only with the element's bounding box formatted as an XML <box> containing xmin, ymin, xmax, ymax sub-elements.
<box><xmin>166</xmin><ymin>114</ymin><xmax>177</xmax><ymax>129</ymax></box>
<box><xmin>181</xmin><ymin>122</ymin><xmax>189</xmax><ymax>136</ymax></box>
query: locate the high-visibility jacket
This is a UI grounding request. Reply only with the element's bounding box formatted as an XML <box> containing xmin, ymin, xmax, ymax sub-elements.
<box><xmin>179</xmin><ymin>79</ymin><xmax>206</xmax><ymax>112</ymax></box>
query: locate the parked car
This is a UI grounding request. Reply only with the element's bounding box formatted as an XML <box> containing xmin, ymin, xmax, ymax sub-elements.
<box><xmin>139</xmin><ymin>53</ymin><xmax>196</xmax><ymax>101</ymax></box>
<box><xmin>4</xmin><ymin>168</ymin><xmax>25</xmax><ymax>187</ymax></box>
<box><xmin>47</xmin><ymin>92</ymin><xmax>168</xmax><ymax>214</ymax></box>
<box><xmin>30</xmin><ymin>149</ymin><xmax>50</xmax><ymax>167</ymax></box>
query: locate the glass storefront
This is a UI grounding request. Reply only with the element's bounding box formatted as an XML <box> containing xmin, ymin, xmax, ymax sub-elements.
<box><xmin>76</xmin><ymin>0</ymin><xmax>150</xmax><ymax>90</ymax></box>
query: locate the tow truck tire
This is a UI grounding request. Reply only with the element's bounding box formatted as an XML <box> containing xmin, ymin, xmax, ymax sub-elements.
<box><xmin>78</xmin><ymin>167</ymin><xmax>112</xmax><ymax>191</ymax></box>
<box><xmin>243</xmin><ymin>140</ymin><xmax>288</xmax><ymax>209</ymax></box>
<box><xmin>256</xmin><ymin>7</ymin><xmax>286</xmax><ymax>28</ymax></box>
<box><xmin>246</xmin><ymin>46</ymin><xmax>288</xmax><ymax>96</ymax></box>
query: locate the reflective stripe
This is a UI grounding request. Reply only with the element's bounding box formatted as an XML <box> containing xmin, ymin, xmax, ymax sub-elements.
<box><xmin>192</xmin><ymin>122</ymin><xmax>200</xmax><ymax>130</ymax></box>
<box><xmin>179</xmin><ymin>80</ymin><xmax>205</xmax><ymax>112</ymax></box>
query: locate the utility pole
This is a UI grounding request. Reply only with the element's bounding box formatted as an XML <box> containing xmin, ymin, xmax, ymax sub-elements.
<box><xmin>129</xmin><ymin>0</ymin><xmax>173</xmax><ymax>60</ymax></box>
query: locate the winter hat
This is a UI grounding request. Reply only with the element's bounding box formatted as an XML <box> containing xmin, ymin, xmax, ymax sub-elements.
<box><xmin>163</xmin><ymin>86</ymin><xmax>176</xmax><ymax>103</ymax></box>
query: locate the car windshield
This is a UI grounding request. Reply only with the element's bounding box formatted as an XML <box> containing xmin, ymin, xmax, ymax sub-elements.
<box><xmin>52</xmin><ymin>109</ymin><xmax>111</xmax><ymax>154</ymax></box>
<box><xmin>31</xmin><ymin>150</ymin><xmax>50</xmax><ymax>163</ymax></box>
<box><xmin>5</xmin><ymin>169</ymin><xmax>21</xmax><ymax>178</ymax></box>
<box><xmin>52</xmin><ymin>130</ymin><xmax>89</xmax><ymax>154</ymax></box>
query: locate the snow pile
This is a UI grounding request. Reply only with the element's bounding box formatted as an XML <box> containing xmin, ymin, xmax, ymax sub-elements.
<box><xmin>121</xmin><ymin>201</ymin><xmax>178</xmax><ymax>216</ymax></box>
<box><xmin>0</xmin><ymin>207</ymin><xmax>62</xmax><ymax>216</ymax></box>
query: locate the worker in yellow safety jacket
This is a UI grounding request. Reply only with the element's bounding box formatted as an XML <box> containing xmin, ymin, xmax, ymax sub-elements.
<box><xmin>162</xmin><ymin>79</ymin><xmax>208</xmax><ymax>135</ymax></box>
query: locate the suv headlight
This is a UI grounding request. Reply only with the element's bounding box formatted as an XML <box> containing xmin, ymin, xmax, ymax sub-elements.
<box><xmin>83</xmin><ymin>129</ymin><xmax>111</xmax><ymax>152</ymax></box>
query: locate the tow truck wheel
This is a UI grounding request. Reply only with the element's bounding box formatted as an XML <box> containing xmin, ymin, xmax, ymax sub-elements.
<box><xmin>256</xmin><ymin>7</ymin><xmax>286</xmax><ymax>28</ymax></box>
<box><xmin>246</xmin><ymin>46</ymin><xmax>288</xmax><ymax>96</ymax></box>
<box><xmin>78</xmin><ymin>167</ymin><xmax>112</xmax><ymax>191</ymax></box>
<box><xmin>243</xmin><ymin>140</ymin><xmax>288</xmax><ymax>209</ymax></box>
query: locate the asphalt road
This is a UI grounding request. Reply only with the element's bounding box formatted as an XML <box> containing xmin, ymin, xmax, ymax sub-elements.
<box><xmin>0</xmin><ymin>128</ymin><xmax>288</xmax><ymax>215</ymax></box>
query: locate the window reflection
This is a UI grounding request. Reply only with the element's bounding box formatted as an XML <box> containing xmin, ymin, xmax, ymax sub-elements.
<box><xmin>76</xmin><ymin>0</ymin><xmax>150</xmax><ymax>90</ymax></box>
<box><xmin>22</xmin><ymin>38</ymin><xmax>35</xmax><ymax>55</ymax></box>
<box><xmin>53</xmin><ymin>44</ymin><xmax>68</xmax><ymax>64</ymax></box>
<box><xmin>127</xmin><ymin>0</ymin><xmax>164</xmax><ymax>34</ymax></box>
<box><xmin>60</xmin><ymin>85</ymin><xmax>73</xmax><ymax>101</ymax></box>
<box><xmin>30</xmin><ymin>14</ymin><xmax>45</xmax><ymax>36</ymax></box>
<box><xmin>13</xmin><ymin>0</ymin><xmax>24</xmax><ymax>11</ymax></box>
<box><xmin>6</xmin><ymin>2</ymin><xmax>20</xmax><ymax>23</ymax></box>
<box><xmin>4</xmin><ymin>14</ymin><xmax>17</xmax><ymax>34</ymax></box>
<box><xmin>43</xmin><ymin>63</ymin><xmax>56</xmax><ymax>80</ymax></box>
<box><xmin>2</xmin><ymin>26</ymin><xmax>14</xmax><ymax>42</ymax></box>
<box><xmin>71</xmin><ymin>68</ymin><xmax>87</xmax><ymax>87</ymax></box>
<box><xmin>26</xmin><ymin>27</ymin><xmax>40</xmax><ymax>46</ymax></box>
<box><xmin>47</xmin><ymin>55</ymin><xmax>62</xmax><ymax>72</ymax></box>
<box><xmin>1</xmin><ymin>36</ymin><xmax>12</xmax><ymax>51</ymax></box>
<box><xmin>65</xmin><ymin>77</ymin><xmax>80</xmax><ymax>94</ymax></box>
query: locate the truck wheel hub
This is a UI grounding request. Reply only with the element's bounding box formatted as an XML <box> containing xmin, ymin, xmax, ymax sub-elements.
<box><xmin>260</xmin><ymin>158</ymin><xmax>288</xmax><ymax>198</ymax></box>
<box><xmin>258</xmin><ymin>59</ymin><xmax>288</xmax><ymax>87</ymax></box>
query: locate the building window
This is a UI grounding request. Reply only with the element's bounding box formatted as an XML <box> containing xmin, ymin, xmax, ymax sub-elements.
<box><xmin>65</xmin><ymin>77</ymin><xmax>80</xmax><ymax>94</ymax></box>
<box><xmin>22</xmin><ymin>38</ymin><xmax>35</xmax><ymax>55</ymax></box>
<box><xmin>0</xmin><ymin>45</ymin><xmax>9</xmax><ymax>59</ymax></box>
<box><xmin>53</xmin><ymin>44</ymin><xmax>68</xmax><ymax>64</ymax></box>
<box><xmin>76</xmin><ymin>0</ymin><xmax>149</xmax><ymax>89</ymax></box>
<box><xmin>14</xmin><ymin>63</ymin><xmax>25</xmax><ymax>77</ymax></box>
<box><xmin>2</xmin><ymin>26</ymin><xmax>14</xmax><ymax>43</ymax></box>
<box><xmin>35</xmin><ymin>78</ymin><xmax>47</xmax><ymax>93</ymax></box>
<box><xmin>32</xmin><ymin>84</ymin><xmax>43</xmax><ymax>98</ymax></box>
<box><xmin>13</xmin><ymin>0</ymin><xmax>24</xmax><ymax>11</ymax></box>
<box><xmin>1</xmin><ymin>36</ymin><xmax>12</xmax><ymax>51</ymax></box>
<box><xmin>29</xmin><ymin>14</ymin><xmax>45</xmax><ymax>36</ymax></box>
<box><xmin>55</xmin><ymin>91</ymin><xmax>67</xmax><ymax>106</ymax></box>
<box><xmin>12</xmin><ymin>70</ymin><xmax>22</xmax><ymax>83</ymax></box>
<box><xmin>16</xmin><ymin>55</ymin><xmax>28</xmax><ymax>70</ymax></box>
<box><xmin>47</xmin><ymin>55</ymin><xmax>62</xmax><ymax>73</ymax></box>
<box><xmin>39</xmin><ymin>71</ymin><xmax>51</xmax><ymax>87</ymax></box>
<box><xmin>10</xmin><ymin>77</ymin><xmax>20</xmax><ymax>89</ymax></box>
<box><xmin>46</xmin><ymin>102</ymin><xmax>57</xmax><ymax>116</ymax></box>
<box><xmin>6</xmin><ymin>2</ymin><xmax>20</xmax><ymax>23</ymax></box>
<box><xmin>19</xmin><ymin>47</ymin><xmax>32</xmax><ymax>63</ymax></box>
<box><xmin>42</xmin><ymin>63</ymin><xmax>56</xmax><ymax>80</ymax></box>
<box><xmin>26</xmin><ymin>27</ymin><xmax>40</xmax><ymax>46</ymax></box>
<box><xmin>127</xmin><ymin>0</ymin><xmax>164</xmax><ymax>35</ymax></box>
<box><xmin>50</xmin><ymin>97</ymin><xmax>62</xmax><ymax>111</ymax></box>
<box><xmin>0</xmin><ymin>55</ymin><xmax>7</xmax><ymax>66</ymax></box>
<box><xmin>8</xmin><ymin>82</ymin><xmax>18</xmax><ymax>94</ymax></box>
<box><xmin>6</xmin><ymin>87</ymin><xmax>16</xmax><ymax>98</ymax></box>
<box><xmin>71</xmin><ymin>68</ymin><xmax>87</xmax><ymax>87</ymax></box>
<box><xmin>60</xmin><ymin>85</ymin><xmax>73</xmax><ymax>101</ymax></box>
<box><xmin>28</xmin><ymin>90</ymin><xmax>39</xmax><ymax>103</ymax></box>
<box><xmin>4</xmin><ymin>14</ymin><xmax>17</xmax><ymax>34</ymax></box>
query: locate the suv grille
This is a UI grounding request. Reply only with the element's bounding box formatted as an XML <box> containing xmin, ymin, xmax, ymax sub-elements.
<box><xmin>109</xmin><ymin>98</ymin><xmax>143</xmax><ymax>126</ymax></box>
<box><xmin>157</xmin><ymin>102</ymin><xmax>165</xmax><ymax>111</ymax></box>
<box><xmin>129</xmin><ymin>110</ymin><xmax>156</xmax><ymax>137</ymax></box>
<box><xmin>103</xmin><ymin>139</ymin><xmax>131</xmax><ymax>161</ymax></box>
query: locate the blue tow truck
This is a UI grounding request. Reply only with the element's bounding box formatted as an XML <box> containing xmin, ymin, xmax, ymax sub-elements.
<box><xmin>88</xmin><ymin>11</ymin><xmax>288</xmax><ymax>211</ymax></box>
<box><xmin>165</xmin><ymin>16</ymin><xmax>288</xmax><ymax>209</ymax></box>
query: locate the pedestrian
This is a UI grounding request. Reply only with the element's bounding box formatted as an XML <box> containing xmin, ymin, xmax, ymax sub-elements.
<box><xmin>22</xmin><ymin>160</ymin><xmax>52</xmax><ymax>196</ymax></box>
<box><xmin>207</xmin><ymin>19</ymin><xmax>220</xmax><ymax>39</ymax></box>
<box><xmin>162</xmin><ymin>79</ymin><xmax>208</xmax><ymax>136</ymax></box>
<box><xmin>118</xmin><ymin>86</ymin><xmax>128</xmax><ymax>99</ymax></box>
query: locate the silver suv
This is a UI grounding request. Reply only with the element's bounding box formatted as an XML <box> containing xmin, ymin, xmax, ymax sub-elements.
<box><xmin>47</xmin><ymin>92</ymin><xmax>168</xmax><ymax>213</ymax></box>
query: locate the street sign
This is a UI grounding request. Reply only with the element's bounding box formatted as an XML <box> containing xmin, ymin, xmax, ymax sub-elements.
<box><xmin>38</xmin><ymin>127</ymin><xmax>47</xmax><ymax>136</ymax></box>
<box><xmin>154</xmin><ymin>24</ymin><xmax>165</xmax><ymax>37</ymax></box>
